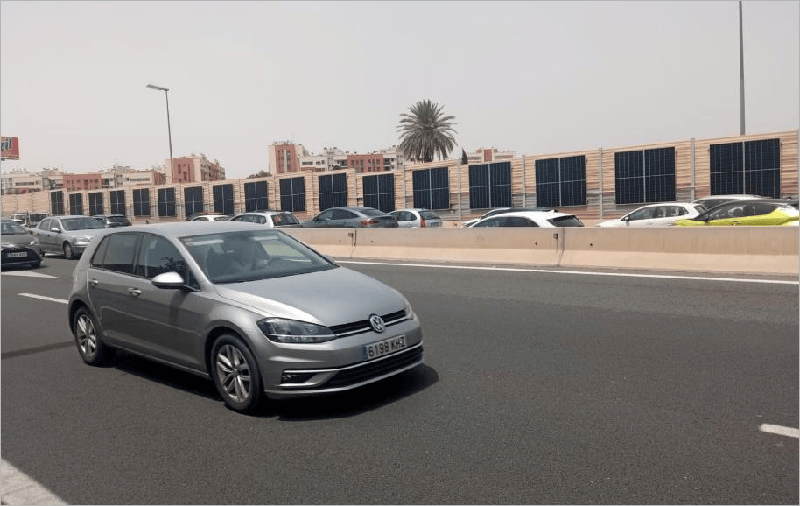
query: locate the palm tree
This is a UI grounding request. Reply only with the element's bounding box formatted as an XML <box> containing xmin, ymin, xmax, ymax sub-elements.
<box><xmin>397</xmin><ymin>99</ymin><xmax>457</xmax><ymax>163</ymax></box>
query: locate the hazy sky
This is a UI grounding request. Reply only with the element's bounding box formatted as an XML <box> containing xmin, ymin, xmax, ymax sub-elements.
<box><xmin>1</xmin><ymin>1</ymin><xmax>798</xmax><ymax>180</ymax></box>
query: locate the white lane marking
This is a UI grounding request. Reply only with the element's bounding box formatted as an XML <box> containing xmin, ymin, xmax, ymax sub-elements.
<box><xmin>1</xmin><ymin>459</ymin><xmax>67</xmax><ymax>505</ymax></box>
<box><xmin>339</xmin><ymin>261</ymin><xmax>800</xmax><ymax>285</ymax></box>
<box><xmin>19</xmin><ymin>293</ymin><xmax>69</xmax><ymax>304</ymax></box>
<box><xmin>1</xmin><ymin>271</ymin><xmax>57</xmax><ymax>278</ymax></box>
<box><xmin>759</xmin><ymin>424</ymin><xmax>800</xmax><ymax>438</ymax></box>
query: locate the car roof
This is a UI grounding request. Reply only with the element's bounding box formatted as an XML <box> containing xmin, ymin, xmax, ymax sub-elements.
<box><xmin>482</xmin><ymin>210</ymin><xmax>576</xmax><ymax>220</ymax></box>
<box><xmin>236</xmin><ymin>210</ymin><xmax>291</xmax><ymax>216</ymax></box>
<box><xmin>103</xmin><ymin>221</ymin><xmax>266</xmax><ymax>237</ymax></box>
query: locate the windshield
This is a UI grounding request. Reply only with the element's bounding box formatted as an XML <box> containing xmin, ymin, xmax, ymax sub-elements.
<box><xmin>180</xmin><ymin>229</ymin><xmax>335</xmax><ymax>284</ymax></box>
<box><xmin>1</xmin><ymin>222</ymin><xmax>27</xmax><ymax>235</ymax></box>
<box><xmin>61</xmin><ymin>217</ymin><xmax>105</xmax><ymax>231</ymax></box>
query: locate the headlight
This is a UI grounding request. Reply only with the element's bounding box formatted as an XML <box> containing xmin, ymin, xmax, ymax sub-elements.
<box><xmin>257</xmin><ymin>318</ymin><xmax>336</xmax><ymax>343</ymax></box>
<box><xmin>1</xmin><ymin>243</ymin><xmax>14</xmax><ymax>249</ymax></box>
<box><xmin>404</xmin><ymin>300</ymin><xmax>414</xmax><ymax>318</ymax></box>
<box><xmin>29</xmin><ymin>238</ymin><xmax>39</xmax><ymax>247</ymax></box>
<box><xmin>76</xmin><ymin>235</ymin><xmax>91</xmax><ymax>242</ymax></box>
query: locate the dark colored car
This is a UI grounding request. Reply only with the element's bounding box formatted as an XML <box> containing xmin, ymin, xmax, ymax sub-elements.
<box><xmin>301</xmin><ymin>207</ymin><xmax>398</xmax><ymax>228</ymax></box>
<box><xmin>1</xmin><ymin>219</ymin><xmax>42</xmax><ymax>269</ymax></box>
<box><xmin>92</xmin><ymin>214</ymin><xmax>132</xmax><ymax>228</ymax></box>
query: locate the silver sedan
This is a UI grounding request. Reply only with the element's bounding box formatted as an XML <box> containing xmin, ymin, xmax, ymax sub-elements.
<box><xmin>67</xmin><ymin>222</ymin><xmax>423</xmax><ymax>414</ymax></box>
<box><xmin>30</xmin><ymin>215</ymin><xmax>108</xmax><ymax>259</ymax></box>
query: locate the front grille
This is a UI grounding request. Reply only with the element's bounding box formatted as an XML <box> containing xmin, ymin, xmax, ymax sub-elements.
<box><xmin>330</xmin><ymin>309</ymin><xmax>407</xmax><ymax>337</ymax></box>
<box><xmin>323</xmin><ymin>345</ymin><xmax>423</xmax><ymax>389</ymax></box>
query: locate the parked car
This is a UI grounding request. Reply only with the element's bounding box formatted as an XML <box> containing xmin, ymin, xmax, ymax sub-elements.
<box><xmin>470</xmin><ymin>210</ymin><xmax>585</xmax><ymax>228</ymax></box>
<box><xmin>691</xmin><ymin>194</ymin><xmax>763</xmax><ymax>210</ymax></box>
<box><xmin>26</xmin><ymin>212</ymin><xmax>49</xmax><ymax>228</ymax></box>
<box><xmin>1</xmin><ymin>219</ymin><xmax>42</xmax><ymax>269</ymax></box>
<box><xmin>67</xmin><ymin>222</ymin><xmax>423</xmax><ymax>414</ymax></box>
<box><xmin>596</xmin><ymin>203</ymin><xmax>704</xmax><ymax>228</ymax></box>
<box><xmin>390</xmin><ymin>208</ymin><xmax>443</xmax><ymax>228</ymax></box>
<box><xmin>92</xmin><ymin>214</ymin><xmax>132</xmax><ymax>228</ymax></box>
<box><xmin>230</xmin><ymin>211</ymin><xmax>301</xmax><ymax>228</ymax></box>
<box><xmin>462</xmin><ymin>207</ymin><xmax>559</xmax><ymax>228</ymax></box>
<box><xmin>30</xmin><ymin>215</ymin><xmax>108</xmax><ymax>259</ymax></box>
<box><xmin>674</xmin><ymin>199</ymin><xmax>799</xmax><ymax>226</ymax></box>
<box><xmin>190</xmin><ymin>214</ymin><xmax>232</xmax><ymax>221</ymax></box>
<box><xmin>301</xmin><ymin>207</ymin><xmax>398</xmax><ymax>228</ymax></box>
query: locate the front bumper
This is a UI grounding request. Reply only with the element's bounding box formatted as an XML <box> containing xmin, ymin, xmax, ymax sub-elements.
<box><xmin>1</xmin><ymin>247</ymin><xmax>41</xmax><ymax>268</ymax></box>
<box><xmin>257</xmin><ymin>314</ymin><xmax>424</xmax><ymax>398</ymax></box>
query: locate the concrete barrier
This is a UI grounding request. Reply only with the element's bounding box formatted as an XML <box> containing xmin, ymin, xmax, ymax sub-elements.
<box><xmin>284</xmin><ymin>227</ymin><xmax>799</xmax><ymax>275</ymax></box>
<box><xmin>560</xmin><ymin>227</ymin><xmax>799</xmax><ymax>274</ymax></box>
<box><xmin>352</xmin><ymin>228</ymin><xmax>561</xmax><ymax>265</ymax></box>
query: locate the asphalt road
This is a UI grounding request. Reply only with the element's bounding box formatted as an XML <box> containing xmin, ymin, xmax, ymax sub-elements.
<box><xmin>1</xmin><ymin>256</ymin><xmax>798</xmax><ymax>504</ymax></box>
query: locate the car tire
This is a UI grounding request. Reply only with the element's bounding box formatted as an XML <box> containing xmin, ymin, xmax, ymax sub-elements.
<box><xmin>73</xmin><ymin>307</ymin><xmax>113</xmax><ymax>366</ymax></box>
<box><xmin>30</xmin><ymin>261</ymin><xmax>41</xmax><ymax>269</ymax></box>
<box><xmin>63</xmin><ymin>242</ymin><xmax>75</xmax><ymax>260</ymax></box>
<box><xmin>211</xmin><ymin>334</ymin><xmax>263</xmax><ymax>414</ymax></box>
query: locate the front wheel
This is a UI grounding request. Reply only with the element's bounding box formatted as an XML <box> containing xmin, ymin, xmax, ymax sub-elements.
<box><xmin>73</xmin><ymin>307</ymin><xmax>113</xmax><ymax>366</ymax></box>
<box><xmin>63</xmin><ymin>242</ymin><xmax>75</xmax><ymax>260</ymax></box>
<box><xmin>211</xmin><ymin>335</ymin><xmax>263</xmax><ymax>414</ymax></box>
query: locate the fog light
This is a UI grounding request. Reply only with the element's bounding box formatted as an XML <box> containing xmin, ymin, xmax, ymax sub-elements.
<box><xmin>281</xmin><ymin>372</ymin><xmax>314</xmax><ymax>384</ymax></box>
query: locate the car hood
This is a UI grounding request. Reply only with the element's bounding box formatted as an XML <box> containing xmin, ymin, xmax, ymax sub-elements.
<box><xmin>212</xmin><ymin>266</ymin><xmax>407</xmax><ymax>326</ymax></box>
<box><xmin>1</xmin><ymin>234</ymin><xmax>36</xmax><ymax>248</ymax></box>
<box><xmin>61</xmin><ymin>228</ymin><xmax>108</xmax><ymax>238</ymax></box>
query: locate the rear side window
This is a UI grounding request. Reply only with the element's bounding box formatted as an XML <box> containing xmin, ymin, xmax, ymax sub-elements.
<box><xmin>99</xmin><ymin>233</ymin><xmax>139</xmax><ymax>274</ymax></box>
<box><xmin>361</xmin><ymin>208</ymin><xmax>384</xmax><ymax>217</ymax></box>
<box><xmin>548</xmin><ymin>215</ymin><xmax>584</xmax><ymax>227</ymax></box>
<box><xmin>272</xmin><ymin>213</ymin><xmax>299</xmax><ymax>226</ymax></box>
<box><xmin>504</xmin><ymin>216</ymin><xmax>536</xmax><ymax>227</ymax></box>
<box><xmin>420</xmin><ymin>211</ymin><xmax>440</xmax><ymax>220</ymax></box>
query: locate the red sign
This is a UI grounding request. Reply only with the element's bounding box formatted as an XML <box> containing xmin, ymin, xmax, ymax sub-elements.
<box><xmin>1</xmin><ymin>136</ymin><xmax>20</xmax><ymax>160</ymax></box>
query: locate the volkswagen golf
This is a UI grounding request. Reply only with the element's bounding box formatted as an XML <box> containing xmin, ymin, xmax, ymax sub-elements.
<box><xmin>68</xmin><ymin>222</ymin><xmax>423</xmax><ymax>413</ymax></box>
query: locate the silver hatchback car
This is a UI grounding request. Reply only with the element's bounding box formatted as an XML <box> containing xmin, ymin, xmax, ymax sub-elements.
<box><xmin>68</xmin><ymin>222</ymin><xmax>423</xmax><ymax>413</ymax></box>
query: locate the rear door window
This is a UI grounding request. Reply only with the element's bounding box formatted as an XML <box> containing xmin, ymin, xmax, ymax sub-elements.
<box><xmin>100</xmin><ymin>233</ymin><xmax>140</xmax><ymax>274</ymax></box>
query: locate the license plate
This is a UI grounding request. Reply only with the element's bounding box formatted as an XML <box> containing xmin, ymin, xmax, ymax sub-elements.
<box><xmin>364</xmin><ymin>335</ymin><xmax>406</xmax><ymax>360</ymax></box>
<box><xmin>8</xmin><ymin>252</ymin><xmax>27</xmax><ymax>258</ymax></box>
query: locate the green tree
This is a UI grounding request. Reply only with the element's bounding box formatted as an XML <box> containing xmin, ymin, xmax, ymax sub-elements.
<box><xmin>397</xmin><ymin>99</ymin><xmax>457</xmax><ymax>163</ymax></box>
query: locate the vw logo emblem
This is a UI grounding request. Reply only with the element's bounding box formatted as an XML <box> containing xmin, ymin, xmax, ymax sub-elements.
<box><xmin>369</xmin><ymin>314</ymin><xmax>385</xmax><ymax>333</ymax></box>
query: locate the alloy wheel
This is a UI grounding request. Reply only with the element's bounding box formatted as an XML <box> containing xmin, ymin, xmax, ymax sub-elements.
<box><xmin>76</xmin><ymin>313</ymin><xmax>97</xmax><ymax>360</ymax></box>
<box><xmin>215</xmin><ymin>344</ymin><xmax>251</xmax><ymax>404</ymax></box>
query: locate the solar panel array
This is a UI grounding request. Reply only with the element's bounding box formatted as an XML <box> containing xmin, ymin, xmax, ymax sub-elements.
<box><xmin>614</xmin><ymin>147</ymin><xmax>676</xmax><ymax>204</ymax></box>
<box><xmin>69</xmin><ymin>192</ymin><xmax>83</xmax><ymax>215</ymax></box>
<box><xmin>212</xmin><ymin>184</ymin><xmax>234</xmax><ymax>215</ymax></box>
<box><xmin>535</xmin><ymin>155</ymin><xmax>587</xmax><ymax>207</ymax></box>
<box><xmin>89</xmin><ymin>193</ymin><xmax>103</xmax><ymax>216</ymax></box>
<box><xmin>280</xmin><ymin>177</ymin><xmax>306</xmax><ymax>212</ymax></box>
<box><xmin>318</xmin><ymin>173</ymin><xmax>348</xmax><ymax>211</ymax></box>
<box><xmin>158</xmin><ymin>188</ymin><xmax>176</xmax><ymax>216</ymax></box>
<box><xmin>243</xmin><ymin>181</ymin><xmax>268</xmax><ymax>212</ymax></box>
<box><xmin>183</xmin><ymin>187</ymin><xmax>203</xmax><ymax>217</ymax></box>
<box><xmin>362</xmin><ymin>174</ymin><xmax>396</xmax><ymax>213</ymax></box>
<box><xmin>468</xmin><ymin>162</ymin><xmax>512</xmax><ymax>209</ymax></box>
<box><xmin>412</xmin><ymin>167</ymin><xmax>450</xmax><ymax>210</ymax></box>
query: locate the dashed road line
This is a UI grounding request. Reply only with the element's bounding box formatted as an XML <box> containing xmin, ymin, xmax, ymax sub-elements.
<box><xmin>340</xmin><ymin>260</ymin><xmax>800</xmax><ymax>285</ymax></box>
<box><xmin>759</xmin><ymin>424</ymin><xmax>800</xmax><ymax>438</ymax></box>
<box><xmin>1</xmin><ymin>271</ymin><xmax>56</xmax><ymax>278</ymax></box>
<box><xmin>1</xmin><ymin>459</ymin><xmax>67</xmax><ymax>505</ymax></box>
<box><xmin>18</xmin><ymin>293</ymin><xmax>68</xmax><ymax>304</ymax></box>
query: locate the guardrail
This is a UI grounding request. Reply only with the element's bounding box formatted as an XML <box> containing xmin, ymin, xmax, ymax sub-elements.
<box><xmin>284</xmin><ymin>227</ymin><xmax>800</xmax><ymax>275</ymax></box>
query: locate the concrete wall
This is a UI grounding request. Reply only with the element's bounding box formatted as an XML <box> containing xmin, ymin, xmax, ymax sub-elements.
<box><xmin>284</xmin><ymin>227</ymin><xmax>800</xmax><ymax>276</ymax></box>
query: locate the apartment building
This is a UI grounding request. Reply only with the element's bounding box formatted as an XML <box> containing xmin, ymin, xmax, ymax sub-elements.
<box><xmin>1</xmin><ymin>168</ymin><xmax>64</xmax><ymax>194</ymax></box>
<box><xmin>167</xmin><ymin>153</ymin><xmax>225</xmax><ymax>184</ymax></box>
<box><xmin>466</xmin><ymin>147</ymin><xmax>516</xmax><ymax>164</ymax></box>
<box><xmin>269</xmin><ymin>142</ymin><xmax>310</xmax><ymax>174</ymax></box>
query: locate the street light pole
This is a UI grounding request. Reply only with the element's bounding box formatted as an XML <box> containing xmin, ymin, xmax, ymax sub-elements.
<box><xmin>739</xmin><ymin>1</ymin><xmax>746</xmax><ymax>135</ymax></box>
<box><xmin>146</xmin><ymin>83</ymin><xmax>173</xmax><ymax>179</ymax></box>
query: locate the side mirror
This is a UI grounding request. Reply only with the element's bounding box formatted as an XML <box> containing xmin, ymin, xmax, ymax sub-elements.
<box><xmin>151</xmin><ymin>271</ymin><xmax>194</xmax><ymax>291</ymax></box>
<box><xmin>51</xmin><ymin>227</ymin><xmax>62</xmax><ymax>232</ymax></box>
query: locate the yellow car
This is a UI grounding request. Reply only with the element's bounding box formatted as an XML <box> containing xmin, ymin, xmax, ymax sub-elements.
<box><xmin>674</xmin><ymin>199</ymin><xmax>799</xmax><ymax>226</ymax></box>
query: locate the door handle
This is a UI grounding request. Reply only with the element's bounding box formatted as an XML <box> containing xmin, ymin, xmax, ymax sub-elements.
<box><xmin>128</xmin><ymin>288</ymin><xmax>141</xmax><ymax>297</ymax></box>
<box><xmin>89</xmin><ymin>279</ymin><xmax>99</xmax><ymax>287</ymax></box>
